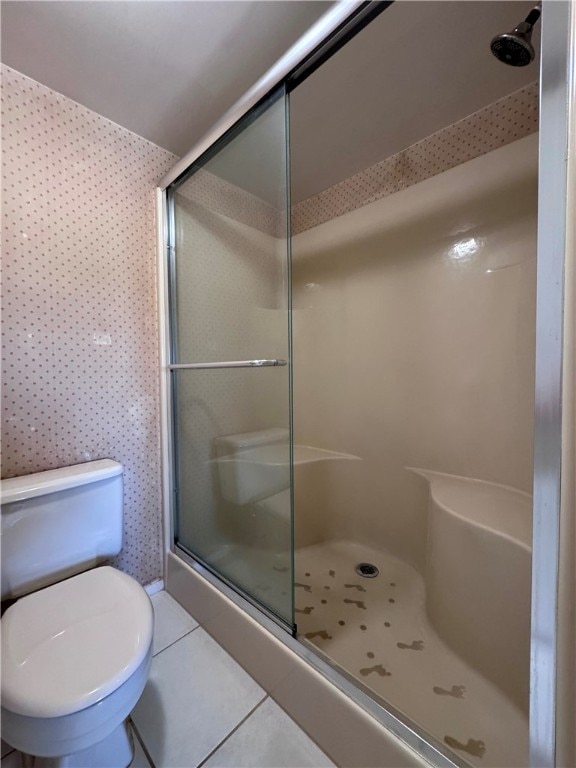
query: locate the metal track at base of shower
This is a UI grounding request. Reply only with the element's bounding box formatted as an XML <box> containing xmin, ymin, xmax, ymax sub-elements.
<box><xmin>173</xmin><ymin>542</ymin><xmax>296</xmax><ymax>636</ymax></box>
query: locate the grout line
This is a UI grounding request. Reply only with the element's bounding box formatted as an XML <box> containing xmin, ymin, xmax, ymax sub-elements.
<box><xmin>195</xmin><ymin>695</ymin><xmax>269</xmax><ymax>768</ymax></box>
<box><xmin>129</xmin><ymin>717</ymin><xmax>156</xmax><ymax>768</ymax></box>
<box><xmin>144</xmin><ymin>579</ymin><xmax>165</xmax><ymax>597</ymax></box>
<box><xmin>152</xmin><ymin>624</ymin><xmax>201</xmax><ymax>658</ymax></box>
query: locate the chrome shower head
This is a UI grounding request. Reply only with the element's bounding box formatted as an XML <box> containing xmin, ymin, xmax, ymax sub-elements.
<box><xmin>490</xmin><ymin>3</ymin><xmax>541</xmax><ymax>67</ymax></box>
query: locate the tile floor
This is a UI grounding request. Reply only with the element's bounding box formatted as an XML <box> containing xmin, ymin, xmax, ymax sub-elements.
<box><xmin>0</xmin><ymin>591</ymin><xmax>334</xmax><ymax>768</ymax></box>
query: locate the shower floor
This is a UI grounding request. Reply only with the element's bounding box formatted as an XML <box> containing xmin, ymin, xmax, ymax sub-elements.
<box><xmin>294</xmin><ymin>541</ymin><xmax>528</xmax><ymax>768</ymax></box>
<box><xmin>205</xmin><ymin>539</ymin><xmax>528</xmax><ymax>767</ymax></box>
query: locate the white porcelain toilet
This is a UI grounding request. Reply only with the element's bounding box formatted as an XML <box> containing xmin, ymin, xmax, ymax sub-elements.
<box><xmin>0</xmin><ymin>460</ymin><xmax>154</xmax><ymax>768</ymax></box>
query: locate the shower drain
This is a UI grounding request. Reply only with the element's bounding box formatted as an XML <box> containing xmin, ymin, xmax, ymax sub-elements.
<box><xmin>355</xmin><ymin>562</ymin><xmax>379</xmax><ymax>578</ymax></box>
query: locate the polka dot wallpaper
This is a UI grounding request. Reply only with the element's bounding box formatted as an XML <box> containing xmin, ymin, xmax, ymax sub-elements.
<box><xmin>292</xmin><ymin>82</ymin><xmax>539</xmax><ymax>234</ymax></box>
<box><xmin>1</xmin><ymin>65</ymin><xmax>177</xmax><ymax>585</ymax></box>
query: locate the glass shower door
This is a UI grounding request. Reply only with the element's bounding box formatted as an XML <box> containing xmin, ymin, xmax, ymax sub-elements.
<box><xmin>166</xmin><ymin>89</ymin><xmax>293</xmax><ymax>627</ymax></box>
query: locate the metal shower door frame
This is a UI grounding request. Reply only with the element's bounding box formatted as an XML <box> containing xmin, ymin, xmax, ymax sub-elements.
<box><xmin>530</xmin><ymin>2</ymin><xmax>575</xmax><ymax>766</ymax></box>
<box><xmin>156</xmin><ymin>1</ymin><xmax>576</xmax><ymax>766</ymax></box>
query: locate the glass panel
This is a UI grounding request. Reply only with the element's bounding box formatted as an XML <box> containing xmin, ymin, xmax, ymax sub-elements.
<box><xmin>168</xmin><ymin>89</ymin><xmax>292</xmax><ymax>625</ymax></box>
<box><xmin>289</xmin><ymin>4</ymin><xmax>537</xmax><ymax>765</ymax></box>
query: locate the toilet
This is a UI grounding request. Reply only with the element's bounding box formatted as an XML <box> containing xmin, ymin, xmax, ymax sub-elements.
<box><xmin>0</xmin><ymin>460</ymin><xmax>154</xmax><ymax>768</ymax></box>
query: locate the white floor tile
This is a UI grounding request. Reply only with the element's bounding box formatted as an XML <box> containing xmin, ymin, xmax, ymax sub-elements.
<box><xmin>151</xmin><ymin>591</ymin><xmax>199</xmax><ymax>655</ymax></box>
<box><xmin>132</xmin><ymin>628</ymin><xmax>266</xmax><ymax>768</ymax></box>
<box><xmin>203</xmin><ymin>698</ymin><xmax>335</xmax><ymax>768</ymax></box>
<box><xmin>0</xmin><ymin>749</ymin><xmax>20</xmax><ymax>767</ymax></box>
<box><xmin>1</xmin><ymin>742</ymin><xmax>14</xmax><ymax>760</ymax></box>
<box><xmin>130</xmin><ymin>735</ymin><xmax>153</xmax><ymax>768</ymax></box>
<box><xmin>0</xmin><ymin>734</ymin><xmax>150</xmax><ymax>768</ymax></box>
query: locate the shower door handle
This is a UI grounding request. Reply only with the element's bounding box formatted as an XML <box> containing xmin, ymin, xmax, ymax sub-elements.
<box><xmin>168</xmin><ymin>359</ymin><xmax>287</xmax><ymax>370</ymax></box>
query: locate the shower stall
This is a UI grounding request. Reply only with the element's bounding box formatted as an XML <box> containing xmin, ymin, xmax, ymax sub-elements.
<box><xmin>157</xmin><ymin>2</ymin><xmax>575</xmax><ymax>767</ymax></box>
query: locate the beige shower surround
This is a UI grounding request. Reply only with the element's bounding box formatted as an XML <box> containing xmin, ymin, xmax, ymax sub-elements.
<box><xmin>292</xmin><ymin>134</ymin><xmax>537</xmax><ymax>572</ymax></box>
<box><xmin>171</xmin><ymin>190</ymin><xmax>289</xmax><ymax>560</ymax></box>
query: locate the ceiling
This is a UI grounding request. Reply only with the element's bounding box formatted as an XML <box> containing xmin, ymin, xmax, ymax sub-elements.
<box><xmin>2</xmin><ymin>1</ymin><xmax>540</xmax><ymax>204</ymax></box>
<box><xmin>0</xmin><ymin>0</ymin><xmax>330</xmax><ymax>158</ymax></box>
<box><xmin>290</xmin><ymin>1</ymin><xmax>540</xmax><ymax>201</ymax></box>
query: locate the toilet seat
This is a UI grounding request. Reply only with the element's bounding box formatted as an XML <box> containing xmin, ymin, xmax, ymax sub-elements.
<box><xmin>1</xmin><ymin>566</ymin><xmax>153</xmax><ymax>719</ymax></box>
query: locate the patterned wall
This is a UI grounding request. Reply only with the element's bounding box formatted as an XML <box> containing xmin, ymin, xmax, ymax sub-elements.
<box><xmin>168</xmin><ymin>82</ymin><xmax>539</xmax><ymax>238</ymax></box>
<box><xmin>1</xmin><ymin>65</ymin><xmax>176</xmax><ymax>585</ymax></box>
<box><xmin>178</xmin><ymin>168</ymin><xmax>282</xmax><ymax>237</ymax></box>
<box><xmin>292</xmin><ymin>82</ymin><xmax>538</xmax><ymax>234</ymax></box>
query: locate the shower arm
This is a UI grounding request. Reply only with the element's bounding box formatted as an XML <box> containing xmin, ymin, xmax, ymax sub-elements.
<box><xmin>525</xmin><ymin>2</ymin><xmax>542</xmax><ymax>27</ymax></box>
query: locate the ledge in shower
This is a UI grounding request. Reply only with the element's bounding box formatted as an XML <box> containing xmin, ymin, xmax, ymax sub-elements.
<box><xmin>215</xmin><ymin>443</ymin><xmax>360</xmax><ymax>467</ymax></box>
<box><xmin>165</xmin><ymin>550</ymin><xmax>451</xmax><ymax>768</ymax></box>
<box><xmin>214</xmin><ymin>444</ymin><xmax>360</xmax><ymax>508</ymax></box>
<box><xmin>407</xmin><ymin>468</ymin><xmax>532</xmax><ymax>714</ymax></box>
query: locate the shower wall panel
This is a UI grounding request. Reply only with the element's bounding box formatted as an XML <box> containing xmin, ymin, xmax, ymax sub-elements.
<box><xmin>173</xmin><ymin>189</ymin><xmax>288</xmax><ymax>554</ymax></box>
<box><xmin>292</xmin><ymin>135</ymin><xmax>537</xmax><ymax>571</ymax></box>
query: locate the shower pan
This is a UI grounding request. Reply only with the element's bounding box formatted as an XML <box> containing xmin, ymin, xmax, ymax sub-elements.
<box><xmin>156</xmin><ymin>2</ymin><xmax>575</xmax><ymax>767</ymax></box>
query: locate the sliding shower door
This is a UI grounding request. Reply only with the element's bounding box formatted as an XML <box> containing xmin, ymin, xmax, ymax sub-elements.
<box><xmin>166</xmin><ymin>89</ymin><xmax>293</xmax><ymax>627</ymax></box>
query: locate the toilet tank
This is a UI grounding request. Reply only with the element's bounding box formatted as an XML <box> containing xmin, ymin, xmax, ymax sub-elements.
<box><xmin>1</xmin><ymin>460</ymin><xmax>123</xmax><ymax>600</ymax></box>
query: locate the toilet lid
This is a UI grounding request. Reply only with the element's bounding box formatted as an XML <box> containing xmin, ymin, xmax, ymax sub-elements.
<box><xmin>1</xmin><ymin>566</ymin><xmax>153</xmax><ymax>718</ymax></box>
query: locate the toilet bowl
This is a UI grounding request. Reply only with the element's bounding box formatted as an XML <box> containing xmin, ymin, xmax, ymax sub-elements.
<box><xmin>1</xmin><ymin>567</ymin><xmax>153</xmax><ymax>764</ymax></box>
<box><xmin>0</xmin><ymin>461</ymin><xmax>154</xmax><ymax>767</ymax></box>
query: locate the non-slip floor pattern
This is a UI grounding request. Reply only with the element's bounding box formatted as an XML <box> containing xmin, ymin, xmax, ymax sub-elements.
<box><xmin>294</xmin><ymin>541</ymin><xmax>528</xmax><ymax>768</ymax></box>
